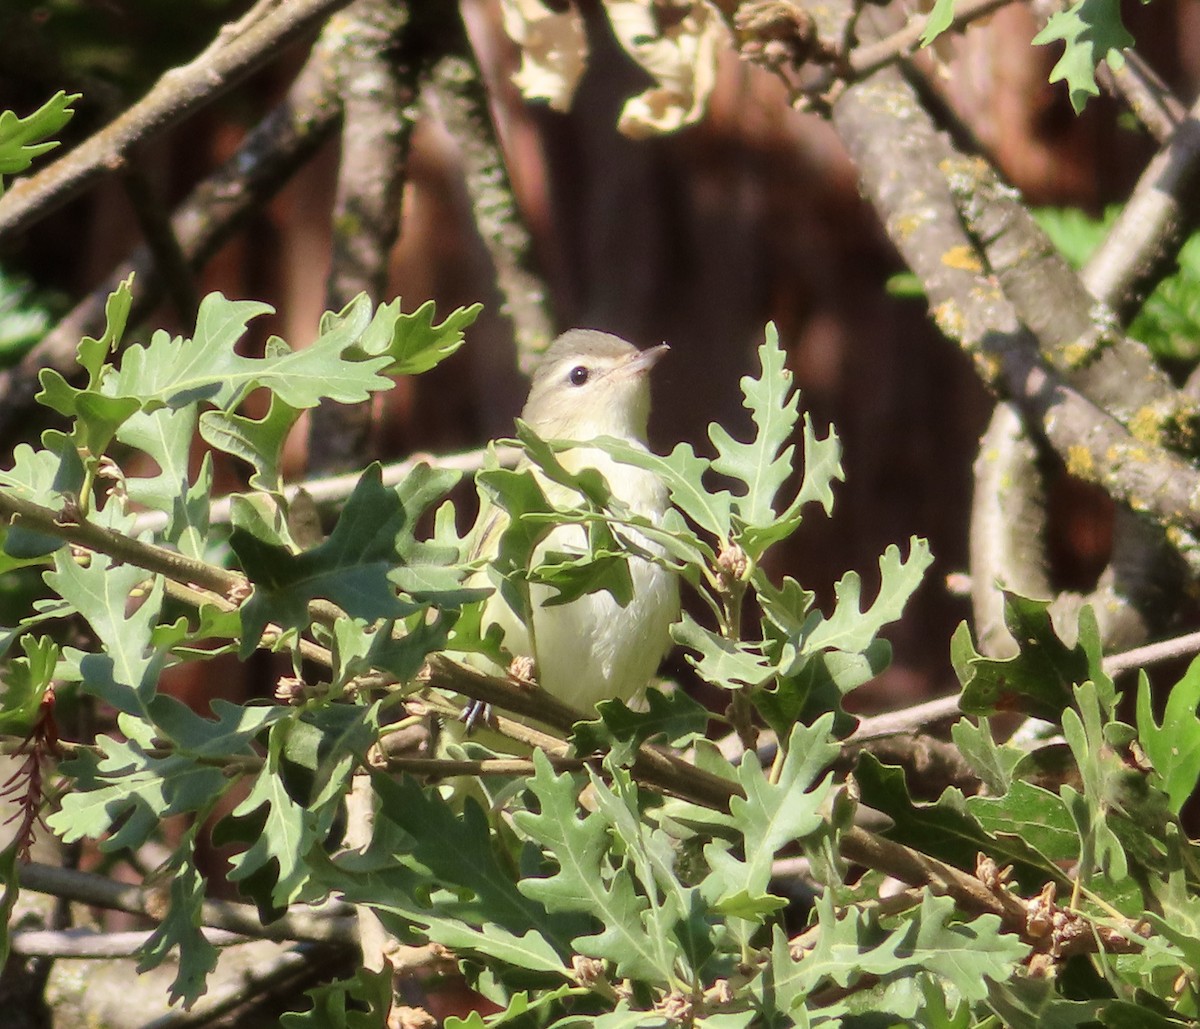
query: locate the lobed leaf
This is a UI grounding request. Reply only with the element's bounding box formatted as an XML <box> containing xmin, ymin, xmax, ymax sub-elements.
<box><xmin>1136</xmin><ymin>657</ymin><xmax>1200</xmax><ymax>815</ymax></box>
<box><xmin>233</xmin><ymin>464</ymin><xmax>413</xmax><ymax>656</ymax></box>
<box><xmin>703</xmin><ymin>718</ymin><xmax>839</xmax><ymax>919</ymax></box>
<box><xmin>0</xmin><ymin>91</ymin><xmax>78</xmax><ymax>191</ymax></box>
<box><xmin>1033</xmin><ymin>0</ymin><xmax>1132</xmax><ymax>113</ymax></box>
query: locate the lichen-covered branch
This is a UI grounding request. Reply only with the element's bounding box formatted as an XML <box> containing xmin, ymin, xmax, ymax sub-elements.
<box><xmin>309</xmin><ymin>0</ymin><xmax>421</xmax><ymax>474</ymax></box>
<box><xmin>426</xmin><ymin>38</ymin><xmax>556</xmax><ymax>373</ymax></box>
<box><xmin>945</xmin><ymin>154</ymin><xmax>1190</xmax><ymax>651</ymax></box>
<box><xmin>830</xmin><ymin>66</ymin><xmax>1200</xmax><ymax>566</ymax></box>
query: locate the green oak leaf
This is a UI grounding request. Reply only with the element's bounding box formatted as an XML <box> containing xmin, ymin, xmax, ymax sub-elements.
<box><xmin>372</xmin><ymin>772</ymin><xmax>559</xmax><ymax>940</ymax></box>
<box><xmin>0</xmin><ymin>634</ymin><xmax>57</xmax><ymax>735</ymax></box>
<box><xmin>224</xmin><ymin>721</ymin><xmax>326</xmax><ymax>906</ymax></box>
<box><xmin>198</xmin><ymin>394</ymin><xmax>302</xmax><ymax>494</ymax></box>
<box><xmin>47</xmin><ymin>723</ymin><xmax>231</xmax><ymax>851</ymax></box>
<box><xmin>280</xmin><ymin>966</ymin><xmax>395</xmax><ymax>1028</ymax></box>
<box><xmin>592</xmin><ymin>436</ymin><xmax>732</xmax><ymax>541</ymax></box>
<box><xmin>920</xmin><ymin>0</ymin><xmax>957</xmax><ymax>46</ymax></box>
<box><xmin>136</xmin><ymin>832</ymin><xmax>219</xmax><ymax>1007</ymax></box>
<box><xmin>708</xmin><ymin>323</ymin><xmax>844</xmax><ymax>558</ymax></box>
<box><xmin>233</xmin><ymin>464</ymin><xmax>411</xmax><ymax>656</ymax></box>
<box><xmin>952</xmin><ymin>592</ymin><xmax>1093</xmax><ymax>722</ymax></box>
<box><xmin>0</xmin><ymin>435</ymin><xmax>85</xmax><ymax>558</ymax></box>
<box><xmin>1033</xmin><ymin>0</ymin><xmax>1133</xmax><ymax>113</ymax></box>
<box><xmin>350</xmin><ymin>296</ymin><xmax>482</xmax><ymax>376</ymax></box>
<box><xmin>109</xmin><ymin>291</ymin><xmax>392</xmax><ymax>412</ymax></box>
<box><xmin>0</xmin><ymin>91</ymin><xmax>78</xmax><ymax>191</ymax></box>
<box><xmin>1137</xmin><ymin>656</ymin><xmax>1200</xmax><ymax>815</ymax></box>
<box><xmin>572</xmin><ymin>686</ymin><xmax>710</xmax><ymax>763</ymax></box>
<box><xmin>514</xmin><ymin>752</ymin><xmax>673</xmax><ymax>982</ymax></box>
<box><xmin>702</xmin><ymin>717</ymin><xmax>838</xmax><ymax>919</ymax></box>
<box><xmin>117</xmin><ymin>406</ymin><xmax>212</xmax><ymax>557</ymax></box>
<box><xmin>798</xmin><ymin>538</ymin><xmax>932</xmax><ymax>656</ymax></box>
<box><xmin>855</xmin><ymin>753</ymin><xmax>1069</xmax><ymax>894</ymax></box>
<box><xmin>45</xmin><ymin>549</ymin><xmax>164</xmax><ymax>712</ymax></box>
<box><xmin>672</xmin><ymin>612</ymin><xmax>775</xmax><ymax>690</ymax></box>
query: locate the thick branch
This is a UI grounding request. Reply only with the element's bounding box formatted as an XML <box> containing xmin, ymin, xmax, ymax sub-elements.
<box><xmin>0</xmin><ymin>0</ymin><xmax>354</xmax><ymax>239</ymax></box>
<box><xmin>309</xmin><ymin>0</ymin><xmax>421</xmax><ymax>474</ymax></box>
<box><xmin>427</xmin><ymin>40</ymin><xmax>556</xmax><ymax>372</ymax></box>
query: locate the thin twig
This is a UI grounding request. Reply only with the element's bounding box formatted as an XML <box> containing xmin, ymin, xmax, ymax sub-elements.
<box><xmin>121</xmin><ymin>163</ymin><xmax>199</xmax><ymax>325</ymax></box>
<box><xmin>848</xmin><ymin>0</ymin><xmax>1014</xmax><ymax>78</ymax></box>
<box><xmin>16</xmin><ymin>862</ymin><xmax>355</xmax><ymax>944</ymax></box>
<box><xmin>849</xmin><ymin>694</ymin><xmax>964</xmax><ymax>743</ymax></box>
<box><xmin>1097</xmin><ymin>49</ymin><xmax>1187</xmax><ymax>144</ymax></box>
<box><xmin>1102</xmin><ymin>628</ymin><xmax>1200</xmax><ymax>675</ymax></box>
<box><xmin>0</xmin><ymin>0</ymin><xmax>355</xmax><ymax>239</ymax></box>
<box><xmin>839</xmin><ymin>825</ymin><xmax>1028</xmax><ymax>928</ymax></box>
<box><xmin>11</xmin><ymin>926</ymin><xmax>249</xmax><ymax>958</ymax></box>
<box><xmin>384</xmin><ymin>755</ymin><xmax>587</xmax><ymax>777</ymax></box>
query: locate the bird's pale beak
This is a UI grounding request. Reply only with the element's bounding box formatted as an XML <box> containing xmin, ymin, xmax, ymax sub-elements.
<box><xmin>621</xmin><ymin>342</ymin><xmax>670</xmax><ymax>377</ymax></box>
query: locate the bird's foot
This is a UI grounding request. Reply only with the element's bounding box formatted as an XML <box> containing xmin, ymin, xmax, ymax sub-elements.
<box><xmin>459</xmin><ymin>700</ymin><xmax>495</xmax><ymax>734</ymax></box>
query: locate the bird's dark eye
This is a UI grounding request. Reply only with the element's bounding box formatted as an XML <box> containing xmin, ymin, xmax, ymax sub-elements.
<box><xmin>568</xmin><ymin>365</ymin><xmax>590</xmax><ymax>386</ymax></box>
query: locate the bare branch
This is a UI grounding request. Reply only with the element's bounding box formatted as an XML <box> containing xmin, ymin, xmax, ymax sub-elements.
<box><xmin>849</xmin><ymin>694</ymin><xmax>964</xmax><ymax>743</ymax></box>
<box><xmin>309</xmin><ymin>0</ymin><xmax>423</xmax><ymax>473</ymax></box>
<box><xmin>0</xmin><ymin>0</ymin><xmax>355</xmax><ymax>239</ymax></box>
<box><xmin>1102</xmin><ymin>627</ymin><xmax>1200</xmax><ymax>675</ymax></box>
<box><xmin>426</xmin><ymin>41</ymin><xmax>556</xmax><ymax>373</ymax></box>
<box><xmin>1082</xmin><ymin>94</ymin><xmax>1200</xmax><ymax>321</ymax></box>
<box><xmin>848</xmin><ymin>0</ymin><xmax>1015</xmax><ymax>79</ymax></box>
<box><xmin>12</xmin><ymin>927</ymin><xmax>249</xmax><ymax>958</ymax></box>
<box><xmin>1097</xmin><ymin>49</ymin><xmax>1187</xmax><ymax>144</ymax></box>
<box><xmin>17</xmin><ymin>862</ymin><xmax>354</xmax><ymax>945</ymax></box>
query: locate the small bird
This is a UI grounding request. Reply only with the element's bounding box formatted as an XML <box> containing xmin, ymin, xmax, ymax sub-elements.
<box><xmin>472</xmin><ymin>328</ymin><xmax>680</xmax><ymax>717</ymax></box>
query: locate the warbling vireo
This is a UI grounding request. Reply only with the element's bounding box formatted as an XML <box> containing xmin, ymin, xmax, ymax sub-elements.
<box><xmin>473</xmin><ymin>329</ymin><xmax>680</xmax><ymax>716</ymax></box>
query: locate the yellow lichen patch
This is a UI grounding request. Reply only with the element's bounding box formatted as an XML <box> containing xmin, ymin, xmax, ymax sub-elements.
<box><xmin>889</xmin><ymin>210</ymin><xmax>929</xmax><ymax>240</ymax></box>
<box><xmin>1129</xmin><ymin>405</ymin><xmax>1166</xmax><ymax>444</ymax></box>
<box><xmin>1060</xmin><ymin>339</ymin><xmax>1098</xmax><ymax>369</ymax></box>
<box><xmin>941</xmin><ymin>245</ymin><xmax>984</xmax><ymax>272</ymax></box>
<box><xmin>932</xmin><ymin>298</ymin><xmax>965</xmax><ymax>339</ymax></box>
<box><xmin>1066</xmin><ymin>444</ymin><xmax>1094</xmax><ymax>479</ymax></box>
<box><xmin>973</xmin><ymin>350</ymin><xmax>1002</xmax><ymax>383</ymax></box>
